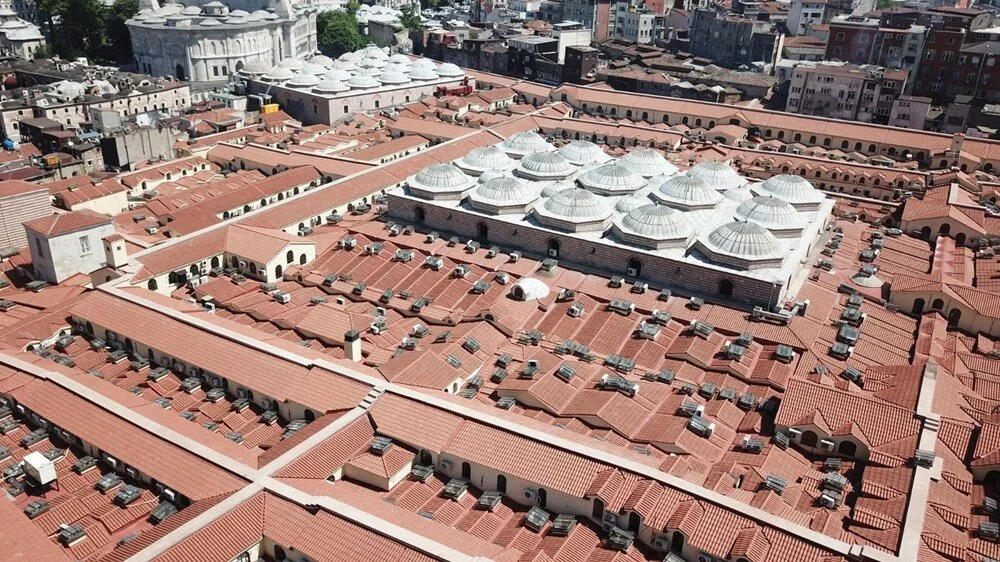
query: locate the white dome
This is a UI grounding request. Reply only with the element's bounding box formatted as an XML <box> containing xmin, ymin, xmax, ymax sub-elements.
<box><xmin>229</xmin><ymin>9</ymin><xmax>249</xmax><ymax>16</ymax></box>
<box><xmin>182</xmin><ymin>5</ymin><xmax>202</xmax><ymax>14</ymax></box>
<box><xmin>472</xmin><ymin>177</ymin><xmax>538</xmax><ymax>207</ymax></box>
<box><xmin>262</xmin><ymin>67</ymin><xmax>294</xmax><ymax>81</ymax></box>
<box><xmin>653</xmin><ymin>175</ymin><xmax>722</xmax><ymax>209</ymax></box>
<box><xmin>379</xmin><ymin>71</ymin><xmax>411</xmax><ymax>84</ymax></box>
<box><xmin>557</xmin><ymin>140</ymin><xmax>610</xmax><ymax>165</ymax></box>
<box><xmin>240</xmin><ymin>60</ymin><xmax>269</xmax><ymax>75</ymax></box>
<box><xmin>250</xmin><ymin>9</ymin><xmax>271</xmax><ymax>18</ymax></box>
<box><xmin>322</xmin><ymin>68</ymin><xmax>352</xmax><ymax>81</ymax></box>
<box><xmin>723</xmin><ymin>185</ymin><xmax>754</xmax><ymax>203</ymax></box>
<box><xmin>338</xmin><ymin>51</ymin><xmax>362</xmax><ymax>63</ymax></box>
<box><xmin>287</xmin><ymin>72</ymin><xmax>319</xmax><ymax>87</ymax></box>
<box><xmin>310</xmin><ymin>55</ymin><xmax>334</xmax><ymax>66</ymax></box>
<box><xmin>50</xmin><ymin>80</ymin><xmax>86</xmax><ymax>99</ymax></box>
<box><xmin>388</xmin><ymin>53</ymin><xmax>412</xmax><ymax>64</ymax></box>
<box><xmin>361</xmin><ymin>44</ymin><xmax>388</xmax><ymax>59</ymax></box>
<box><xmin>499</xmin><ymin>131</ymin><xmax>553</xmax><ymax>157</ymax></box>
<box><xmin>279</xmin><ymin>58</ymin><xmax>304</xmax><ymax>70</ymax></box>
<box><xmin>515</xmin><ymin>151</ymin><xmax>574</xmax><ymax>180</ymax></box>
<box><xmin>411</xmin><ymin>58</ymin><xmax>437</xmax><ymax>70</ymax></box>
<box><xmin>512</xmin><ymin>278</ymin><xmax>550</xmax><ymax>301</ymax></box>
<box><xmin>198</xmin><ymin>18</ymin><xmax>219</xmax><ymax>25</ymax></box>
<box><xmin>687</xmin><ymin>161</ymin><xmax>746</xmax><ymax>190</ymax></box>
<box><xmin>383</xmin><ymin>62</ymin><xmax>411</xmax><ymax>75</ymax></box>
<box><xmin>301</xmin><ymin>62</ymin><xmax>327</xmax><ymax>75</ymax></box>
<box><xmin>735</xmin><ymin>196</ymin><xmax>803</xmax><ymax>230</ymax></box>
<box><xmin>409</xmin><ymin>66</ymin><xmax>439</xmax><ymax>80</ymax></box>
<box><xmin>541</xmin><ymin>188</ymin><xmax>613</xmax><ymax>222</ymax></box>
<box><xmin>478</xmin><ymin>170</ymin><xmax>505</xmax><ymax>183</ymax></box>
<box><xmin>331</xmin><ymin>59</ymin><xmax>357</xmax><ymax>71</ymax></box>
<box><xmin>360</xmin><ymin>57</ymin><xmax>388</xmax><ymax>69</ymax></box>
<box><xmin>314</xmin><ymin>79</ymin><xmax>350</xmax><ymax>93</ymax></box>
<box><xmin>541</xmin><ymin>180</ymin><xmax>575</xmax><ymax>198</ymax></box>
<box><xmin>756</xmin><ymin>175</ymin><xmax>822</xmax><ymax>205</ymax></box>
<box><xmin>619</xmin><ymin>204</ymin><xmax>692</xmax><ymax>239</ymax></box>
<box><xmin>618</xmin><ymin>149</ymin><xmax>679</xmax><ymax>178</ymax></box>
<box><xmin>578</xmin><ymin>163</ymin><xmax>647</xmax><ymax>195</ymax></box>
<box><xmin>410</xmin><ymin>164</ymin><xmax>473</xmax><ymax>194</ymax></box>
<box><xmin>435</xmin><ymin>62</ymin><xmax>464</xmax><ymax>77</ymax></box>
<box><xmin>356</xmin><ymin>66</ymin><xmax>382</xmax><ymax>78</ymax></box>
<box><xmin>706</xmin><ymin>221</ymin><xmax>783</xmax><ymax>259</ymax></box>
<box><xmin>457</xmin><ymin>146</ymin><xmax>514</xmax><ymax>174</ymax></box>
<box><xmin>615</xmin><ymin>194</ymin><xmax>652</xmax><ymax>213</ymax></box>
<box><xmin>347</xmin><ymin>74</ymin><xmax>380</xmax><ymax>89</ymax></box>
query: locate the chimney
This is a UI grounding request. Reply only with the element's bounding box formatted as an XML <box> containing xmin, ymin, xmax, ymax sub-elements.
<box><xmin>103</xmin><ymin>235</ymin><xmax>127</xmax><ymax>269</ymax></box>
<box><xmin>345</xmin><ymin>329</ymin><xmax>361</xmax><ymax>362</ymax></box>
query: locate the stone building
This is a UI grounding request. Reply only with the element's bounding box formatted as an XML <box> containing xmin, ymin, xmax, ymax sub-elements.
<box><xmin>0</xmin><ymin>179</ymin><xmax>50</xmax><ymax>249</ymax></box>
<box><xmin>25</xmin><ymin>210</ymin><xmax>116</xmax><ymax>283</ymax></box>
<box><xmin>127</xmin><ymin>0</ymin><xmax>317</xmax><ymax>83</ymax></box>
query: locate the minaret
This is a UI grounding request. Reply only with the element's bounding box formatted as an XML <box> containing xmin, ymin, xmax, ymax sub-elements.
<box><xmin>139</xmin><ymin>0</ymin><xmax>160</xmax><ymax>11</ymax></box>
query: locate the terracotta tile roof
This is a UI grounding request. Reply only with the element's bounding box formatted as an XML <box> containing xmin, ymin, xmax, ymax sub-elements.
<box><xmin>23</xmin><ymin>209</ymin><xmax>112</xmax><ymax>236</ymax></box>
<box><xmin>0</xmin><ymin>178</ymin><xmax>47</xmax><ymax>198</ymax></box>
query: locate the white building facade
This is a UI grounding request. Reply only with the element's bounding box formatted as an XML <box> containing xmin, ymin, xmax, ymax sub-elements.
<box><xmin>127</xmin><ymin>0</ymin><xmax>318</xmax><ymax>83</ymax></box>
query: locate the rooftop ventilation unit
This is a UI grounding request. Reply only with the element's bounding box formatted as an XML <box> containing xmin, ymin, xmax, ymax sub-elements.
<box><xmin>395</xmin><ymin>249</ymin><xmax>414</xmax><ymax>262</ymax></box>
<box><xmin>339</xmin><ymin>236</ymin><xmax>356</xmax><ymax>249</ymax></box>
<box><xmin>73</xmin><ymin>456</ymin><xmax>98</xmax><ymax>475</ymax></box>
<box><xmin>609</xmin><ymin>276</ymin><xmax>624</xmax><ymax>288</ymax></box>
<box><xmin>521</xmin><ymin>360</ymin><xmax>539</xmax><ymax>379</ymax></box>
<box><xmin>23</xmin><ymin>451</ymin><xmax>56</xmax><ymax>485</ymax></box>
<box><xmin>486</xmin><ymin>246</ymin><xmax>501</xmax><ymax>258</ymax></box>
<box><xmin>435</xmin><ymin>330</ymin><xmax>452</xmax><ymax>343</ymax></box>
<box><xmin>411</xmin><ymin>464</ymin><xmax>434</xmax><ymax>482</ymax></box>
<box><xmin>23</xmin><ymin>499</ymin><xmax>50</xmax><ymax>519</ymax></box>
<box><xmin>412</xmin><ymin>297</ymin><xmax>430</xmax><ymax>312</ymax></box>
<box><xmin>443</xmin><ymin>479</ymin><xmax>469</xmax><ymax>500</ymax></box>
<box><xmin>465</xmin><ymin>240</ymin><xmax>480</xmax><ymax>253</ymax></box>
<box><xmin>604</xmin><ymin>354</ymin><xmax>636</xmax><ymax>373</ymax></box>
<box><xmin>679</xmin><ymin>383</ymin><xmax>696</xmax><ymax>395</ymax></box>
<box><xmin>824</xmin><ymin>457</ymin><xmax>843</xmax><ymax>472</ymax></box>
<box><xmin>205</xmin><ymin>388</ymin><xmax>226</xmax><ymax>403</ymax></box>
<box><xmin>687</xmin><ymin>415</ymin><xmax>715</xmax><ymax>437</ymax></box>
<box><xmin>741</xmin><ymin>435</ymin><xmax>765</xmax><ymax>453</ymax></box>
<box><xmin>231</xmin><ymin>398</ymin><xmax>250</xmax><ymax>412</ymax></box>
<box><xmin>509</xmin><ymin>251</ymin><xmax>522</xmax><ymax>262</ymax></box>
<box><xmin>637</xmin><ymin>321</ymin><xmax>660</xmax><ymax>340</ymax></box>
<box><xmin>453</xmin><ymin>264</ymin><xmax>471</xmax><ymax>278</ymax></box>
<box><xmin>555</xmin><ymin>363</ymin><xmax>575</xmax><ymax>382</ymax></box>
<box><xmin>599</xmin><ymin>374</ymin><xmax>639</xmax><ymax>397</ymax></box>
<box><xmin>551</xmin><ymin>514</ymin><xmax>577</xmax><ymax>536</ymax></box>
<box><xmin>607</xmin><ymin>299</ymin><xmax>635</xmax><ymax>315</ymax></box>
<box><xmin>492</xmin><ymin>368</ymin><xmax>508</xmax><ymax>383</ymax></box>
<box><xmin>737</xmin><ymin>392</ymin><xmax>756</xmax><ymax>411</ymax></box>
<box><xmin>914</xmin><ymin>449</ymin><xmax>935</xmax><ymax>467</ymax></box>
<box><xmin>447</xmin><ymin>236</ymin><xmax>460</xmax><ymax>247</ymax></box>
<box><xmin>426</xmin><ymin>232</ymin><xmax>438</xmax><ymax>243</ymax></box>
<box><xmin>497</xmin><ymin>396</ymin><xmax>516</xmax><ymax>409</ymax></box>
<box><xmin>568</xmin><ymin>302</ymin><xmax>585</xmax><ymax>317</ymax></box>
<box><xmin>631</xmin><ymin>282</ymin><xmax>648</xmax><ymax>294</ymax></box>
<box><xmin>520</xmin><ymin>330</ymin><xmax>543</xmax><ymax>345</ymax></box>
<box><xmin>819</xmin><ymin>489</ymin><xmax>843</xmax><ymax>509</ymax></box>
<box><xmin>272</xmin><ymin>291</ymin><xmax>291</xmax><ymax>304</ymax></box>
<box><xmin>650</xmin><ymin>310</ymin><xmax>671</xmax><ymax>325</ymax></box>
<box><xmin>986</xmin><ymin>497</ymin><xmax>999</xmax><ymax>515</ymax></box>
<box><xmin>364</xmin><ymin>242</ymin><xmax>384</xmax><ymax>256</ymax></box>
<box><xmin>823</xmin><ymin>472</ymin><xmax>849</xmax><ymax>492</ymax></box>
<box><xmin>353</xmin><ymin>282</ymin><xmax>367</xmax><ymax>295</ymax></box>
<box><xmin>471</xmin><ymin>280</ymin><xmax>489</xmax><ymax>294</ymax></box>
<box><xmin>687</xmin><ymin>297</ymin><xmax>704</xmax><ymax>310</ymax></box>
<box><xmin>149</xmin><ymin>501</ymin><xmax>178</xmax><ymax>524</ymax></box>
<box><xmin>58</xmin><ymin>523</ymin><xmax>87</xmax><ymax>546</ymax></box>
<box><xmin>678</xmin><ymin>401</ymin><xmax>703</xmax><ymax>417</ymax></box>
<box><xmin>698</xmin><ymin>382</ymin><xmax>717</xmax><ymax>398</ymax></box>
<box><xmin>114</xmin><ymin>484</ymin><xmax>142</xmax><ymax>507</ymax></box>
<box><xmin>523</xmin><ymin>506</ymin><xmax>550</xmax><ymax>532</ymax></box>
<box><xmin>370</xmin><ymin>436</ymin><xmax>394</xmax><ymax>456</ymax></box>
<box><xmin>607</xmin><ymin>526</ymin><xmax>634</xmax><ymax>552</ymax></box>
<box><xmin>841</xmin><ymin>366</ymin><xmax>863</xmax><ymax>385</ymax></box>
<box><xmin>773</xmin><ymin>432</ymin><xmax>790</xmax><ymax>449</ymax></box>
<box><xmin>725</xmin><ymin>343</ymin><xmax>747</xmax><ymax>360</ymax></box>
<box><xmin>837</xmin><ymin>325</ymin><xmax>860</xmax><ymax>345</ymax></box>
<box><xmin>689</xmin><ymin>320</ymin><xmax>714</xmax><ymax>338</ymax></box>
<box><xmin>829</xmin><ymin>342</ymin><xmax>853</xmax><ymax>360</ymax></box>
<box><xmin>774</xmin><ymin>345</ymin><xmax>795</xmax><ymax>363</ymax></box>
<box><xmin>478</xmin><ymin>491</ymin><xmax>503</xmax><ymax>511</ymax></box>
<box><xmin>326</xmin><ymin>211</ymin><xmax>342</xmax><ymax>224</ymax></box>
<box><xmin>841</xmin><ymin>306</ymin><xmax>864</xmax><ymax>326</ymax></box>
<box><xmin>981</xmin><ymin>522</ymin><xmax>1000</xmax><ymax>542</ymax></box>
<box><xmin>763</xmin><ymin>474</ymin><xmax>787</xmax><ymax>495</ymax></box>
<box><xmin>463</xmin><ymin>337</ymin><xmax>481</xmax><ymax>353</ymax></box>
<box><xmin>95</xmin><ymin>473</ymin><xmax>123</xmax><ymax>493</ymax></box>
<box><xmin>540</xmin><ymin>258</ymin><xmax>558</xmax><ymax>271</ymax></box>
<box><xmin>380</xmin><ymin>289</ymin><xmax>395</xmax><ymax>304</ymax></box>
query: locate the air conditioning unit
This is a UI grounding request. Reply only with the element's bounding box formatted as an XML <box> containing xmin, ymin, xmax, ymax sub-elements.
<box><xmin>626</xmin><ymin>267</ymin><xmax>637</xmax><ymax>277</ymax></box>
<box><xmin>261</xmin><ymin>398</ymin><xmax>276</xmax><ymax>411</ymax></box>
<box><xmin>788</xmin><ymin>427</ymin><xmax>802</xmax><ymax>438</ymax></box>
<box><xmin>524</xmin><ymin>488</ymin><xmax>538</xmax><ymax>501</ymax></box>
<box><xmin>548</xmin><ymin>248</ymin><xmax>558</xmax><ymax>258</ymax></box>
<box><xmin>819</xmin><ymin>439</ymin><xmax>835</xmax><ymax>451</ymax></box>
<box><xmin>162</xmin><ymin>488</ymin><xmax>176</xmax><ymax>502</ymax></box>
<box><xmin>105</xmin><ymin>456</ymin><xmax>118</xmax><ymax>469</ymax></box>
<box><xmin>440</xmin><ymin>460</ymin><xmax>453</xmax><ymax>471</ymax></box>
<box><xmin>652</xmin><ymin>535</ymin><xmax>670</xmax><ymax>551</ymax></box>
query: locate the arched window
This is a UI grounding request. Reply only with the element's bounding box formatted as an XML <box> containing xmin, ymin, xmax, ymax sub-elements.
<box><xmin>809</xmin><ymin>135</ymin><xmax>817</xmax><ymax>144</ymax></box>
<box><xmin>147</xmin><ymin>279</ymin><xmax>158</xmax><ymax>291</ymax></box>
<box><xmin>641</xmin><ymin>111</ymin><xmax>648</xmax><ymax>121</ymax></box>
<box><xmin>793</xmin><ymin>133</ymin><xmax>801</xmax><ymax>142</ymax></box>
<box><xmin>939</xmin><ymin>223</ymin><xmax>951</xmax><ymax>235</ymax></box>
<box><xmin>837</xmin><ymin>440</ymin><xmax>858</xmax><ymax>457</ymax></box>
<box><xmin>260</xmin><ymin>199</ymin><xmax>267</xmax><ymax>207</ymax></box>
<box><xmin>671</xmin><ymin>532</ymin><xmax>685</xmax><ymax>553</ymax></box>
<box><xmin>243</xmin><ymin>205</ymin><xmax>251</xmax><ymax>213</ymax></box>
<box><xmin>249</xmin><ymin>263</ymin><xmax>258</xmax><ymax>275</ymax></box>
<box><xmin>841</xmin><ymin>140</ymin><xmax>849</xmax><ymax>149</ymax></box>
<box><xmin>415</xmin><ymin>207</ymin><xmax>426</xmax><ymax>223</ymax></box>
<box><xmin>300</xmin><ymin>254</ymin><xmax>307</xmax><ymax>265</ymax></box>
<box><xmin>537</xmin><ymin>488</ymin><xmax>547</xmax><ymax>508</ymax></box>
<box><xmin>497</xmin><ymin>474</ymin><xmax>507</xmax><ymax>493</ymax></box>
<box><xmin>719</xmin><ymin>279</ymin><xmax>734</xmax><ymax>298</ymax></box>
<box><xmin>190</xmin><ymin>264</ymin><xmax>199</xmax><ymax>275</ymax></box>
<box><xmin>277</xmin><ymin>193</ymin><xmax>284</xmax><ymax>201</ymax></box>
<box><xmin>478</xmin><ymin>222</ymin><xmax>488</xmax><ymax>241</ymax></box>
<box><xmin>626</xmin><ymin>109</ymin><xmax>633</xmax><ymax>118</ymax></box>
<box><xmin>592</xmin><ymin>498</ymin><xmax>605</xmax><ymax>518</ymax></box>
<box><xmin>956</xmin><ymin>232</ymin><xmax>967</xmax><ymax>246</ymax></box>
<box><xmin>274</xmin><ymin>265</ymin><xmax>282</xmax><ymax>279</ymax></box>
<box><xmin>211</xmin><ymin>256</ymin><xmax>220</xmax><ymax>269</ymax></box>
<box><xmin>286</xmin><ymin>250</ymin><xmax>294</xmax><ymax>264</ymax></box>
<box><xmin>800</xmin><ymin>430</ymin><xmax>818</xmax><ymax>447</ymax></box>
<box><xmin>911</xmin><ymin>298</ymin><xmax>925</xmax><ymax>315</ymax></box>
<box><xmin>461</xmin><ymin>462</ymin><xmax>471</xmax><ymax>479</ymax></box>
<box><xmin>948</xmin><ymin>308</ymin><xmax>962</xmax><ymax>327</ymax></box>
<box><xmin>547</xmin><ymin>239</ymin><xmax>560</xmax><ymax>258</ymax></box>
<box><xmin>932</xmin><ymin>298</ymin><xmax>944</xmax><ymax>310</ymax></box>
<box><xmin>920</xmin><ymin>226</ymin><xmax>931</xmax><ymax>239</ymax></box>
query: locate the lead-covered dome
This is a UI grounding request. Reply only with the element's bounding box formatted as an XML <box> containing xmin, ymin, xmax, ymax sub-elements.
<box><xmin>457</xmin><ymin>146</ymin><xmax>514</xmax><ymax>175</ymax></box>
<box><xmin>616</xmin><ymin>194</ymin><xmax>651</xmax><ymax>213</ymax></box>
<box><xmin>535</xmin><ymin>188</ymin><xmax>613</xmax><ymax>232</ymax></box>
<box><xmin>755</xmin><ymin>175</ymin><xmax>824</xmax><ymax>207</ymax></box>
<box><xmin>735</xmin><ymin>196</ymin><xmax>803</xmax><ymax>232</ymax></box>
<box><xmin>314</xmin><ymin>79</ymin><xmax>350</xmax><ymax>93</ymax></box>
<box><xmin>652</xmin><ymin>175</ymin><xmax>722</xmax><ymax>210</ymax></box>
<box><xmin>723</xmin><ymin>185</ymin><xmax>754</xmax><ymax>203</ymax></box>
<box><xmin>287</xmin><ymin>72</ymin><xmax>319</xmax><ymax>88</ymax></box>
<box><xmin>409</xmin><ymin>65</ymin><xmax>438</xmax><ymax>80</ymax></box>
<box><xmin>408</xmin><ymin>164</ymin><xmax>474</xmax><ymax>199</ymax></box>
<box><xmin>379</xmin><ymin>70</ymin><xmax>411</xmax><ymax>84</ymax></box>
<box><xmin>687</xmin><ymin>161</ymin><xmax>747</xmax><ymax>190</ymax></box>
<box><xmin>322</xmin><ymin>68</ymin><xmax>352</xmax><ymax>81</ymax></box>
<box><xmin>557</xmin><ymin>140</ymin><xmax>610</xmax><ymax>166</ymax></box>
<box><xmin>541</xmin><ymin>180</ymin><xmax>575</xmax><ymax>198</ymax></box>
<box><xmin>435</xmin><ymin>62</ymin><xmax>464</xmax><ymax>77</ymax></box>
<box><xmin>578</xmin><ymin>163</ymin><xmax>646</xmax><ymax>195</ymax></box>
<box><xmin>515</xmin><ymin>151</ymin><xmax>574</xmax><ymax>180</ymax></box>
<box><xmin>262</xmin><ymin>67</ymin><xmax>294</xmax><ymax>82</ymax></box>
<box><xmin>618</xmin><ymin>149</ymin><xmax>679</xmax><ymax>178</ymax></box>
<box><xmin>310</xmin><ymin>55</ymin><xmax>334</xmax><ymax>66</ymax></box>
<box><xmin>620</xmin><ymin>203</ymin><xmax>691</xmax><ymax>240</ymax></box>
<box><xmin>347</xmin><ymin>74</ymin><xmax>379</xmax><ymax>89</ymax></box>
<box><xmin>696</xmin><ymin>221</ymin><xmax>785</xmax><ymax>270</ymax></box>
<box><xmin>468</xmin><ymin>177</ymin><xmax>539</xmax><ymax>214</ymax></box>
<box><xmin>499</xmin><ymin>131</ymin><xmax>553</xmax><ymax>157</ymax></box>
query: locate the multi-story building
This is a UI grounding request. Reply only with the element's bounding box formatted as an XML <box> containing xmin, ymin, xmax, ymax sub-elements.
<box><xmin>787</xmin><ymin>0</ymin><xmax>826</xmax><ymax>37</ymax></box>
<box><xmin>690</xmin><ymin>9</ymin><xmax>780</xmax><ymax>69</ymax></box>
<box><xmin>0</xmin><ymin>178</ymin><xmax>50</xmax><ymax>249</ymax></box>
<box><xmin>888</xmin><ymin>94</ymin><xmax>932</xmax><ymax>130</ymax></box>
<box><xmin>826</xmin><ymin>15</ymin><xmax>880</xmax><ymax>63</ymax></box>
<box><xmin>784</xmin><ymin>62</ymin><xmax>908</xmax><ymax>123</ymax></box>
<box><xmin>561</xmin><ymin>0</ymin><xmax>612</xmax><ymax>40</ymax></box>
<box><xmin>24</xmin><ymin>209</ymin><xmax>116</xmax><ymax>283</ymax></box>
<box><xmin>612</xmin><ymin>2</ymin><xmax>657</xmax><ymax>44</ymax></box>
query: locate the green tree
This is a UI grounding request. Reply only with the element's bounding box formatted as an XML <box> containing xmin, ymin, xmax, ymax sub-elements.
<box><xmin>317</xmin><ymin>10</ymin><xmax>365</xmax><ymax>57</ymax></box>
<box><xmin>399</xmin><ymin>6</ymin><xmax>421</xmax><ymax>34</ymax></box>
<box><xmin>345</xmin><ymin>0</ymin><xmax>359</xmax><ymax>15</ymax></box>
<box><xmin>105</xmin><ymin>0</ymin><xmax>139</xmax><ymax>62</ymax></box>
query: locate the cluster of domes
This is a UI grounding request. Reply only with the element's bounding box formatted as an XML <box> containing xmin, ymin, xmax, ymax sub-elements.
<box><xmin>407</xmin><ymin>164</ymin><xmax>474</xmax><ymax>199</ymax></box>
<box><xmin>534</xmin><ymin>188</ymin><xmax>613</xmax><ymax>232</ymax></box>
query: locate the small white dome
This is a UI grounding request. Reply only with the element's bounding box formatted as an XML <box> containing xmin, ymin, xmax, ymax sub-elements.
<box><xmin>409</xmin><ymin>66</ymin><xmax>439</xmax><ymax>80</ymax></box>
<box><xmin>541</xmin><ymin>188</ymin><xmax>613</xmax><ymax>222</ymax></box>
<box><xmin>615</xmin><ymin>194</ymin><xmax>652</xmax><ymax>213</ymax></box>
<box><xmin>653</xmin><ymin>175</ymin><xmax>722</xmax><ymax>209</ymax></box>
<box><xmin>310</xmin><ymin>55</ymin><xmax>334</xmax><ymax>66</ymax></box>
<box><xmin>198</xmin><ymin>17</ymin><xmax>219</xmax><ymax>25</ymax></box>
<box><xmin>511</xmin><ymin>278</ymin><xmax>550</xmax><ymax>301</ymax></box>
<box><xmin>379</xmin><ymin>70</ymin><xmax>411</xmax><ymax>84</ymax></box>
<box><xmin>287</xmin><ymin>72</ymin><xmax>319</xmax><ymax>88</ymax></box>
<box><xmin>472</xmin><ymin>177</ymin><xmax>538</xmax><ymax>206</ymax></box>
<box><xmin>322</xmin><ymin>68</ymin><xmax>352</xmax><ymax>81</ymax></box>
<box><xmin>706</xmin><ymin>221</ymin><xmax>783</xmax><ymax>259</ymax></box>
<box><xmin>618</xmin><ymin>149</ymin><xmax>679</xmax><ymax>178</ymax></box>
<box><xmin>338</xmin><ymin>51</ymin><xmax>362</xmax><ymax>63</ymax></box>
<box><xmin>347</xmin><ymin>74</ymin><xmax>380</xmax><ymax>89</ymax></box>
<box><xmin>229</xmin><ymin>8</ymin><xmax>249</xmax><ymax>16</ymax></box>
<box><xmin>262</xmin><ymin>67</ymin><xmax>294</xmax><ymax>81</ymax></box>
<box><xmin>723</xmin><ymin>185</ymin><xmax>754</xmax><ymax>203</ymax></box>
<box><xmin>619</xmin><ymin>204</ymin><xmax>692</xmax><ymax>239</ymax></box>
<box><xmin>516</xmin><ymin>151</ymin><xmax>574</xmax><ymax>180</ymax></box>
<box><xmin>301</xmin><ymin>62</ymin><xmax>327</xmax><ymax>75</ymax></box>
<box><xmin>478</xmin><ymin>170</ymin><xmax>505</xmax><ymax>183</ymax></box>
<box><xmin>359</xmin><ymin>57</ymin><xmax>388</xmax><ymax>69</ymax></box>
<box><xmin>435</xmin><ymin>62</ymin><xmax>464</xmax><ymax>77</ymax></box>
<box><xmin>687</xmin><ymin>161</ymin><xmax>746</xmax><ymax>190</ymax></box>
<box><xmin>756</xmin><ymin>175</ymin><xmax>822</xmax><ymax>205</ymax></box>
<box><xmin>355</xmin><ymin>66</ymin><xmax>382</xmax><ymax>78</ymax></box>
<box><xmin>411</xmin><ymin>164</ymin><xmax>473</xmax><ymax>193</ymax></box>
<box><xmin>735</xmin><ymin>196</ymin><xmax>803</xmax><ymax>230</ymax></box>
<box><xmin>411</xmin><ymin>58</ymin><xmax>437</xmax><ymax>70</ymax></box>
<box><xmin>499</xmin><ymin>131</ymin><xmax>553</xmax><ymax>157</ymax></box>
<box><xmin>541</xmin><ymin>180</ymin><xmax>575</xmax><ymax>198</ymax></box>
<box><xmin>361</xmin><ymin>44</ymin><xmax>389</xmax><ymax>59</ymax></box>
<box><xmin>240</xmin><ymin>60</ymin><xmax>269</xmax><ymax>75</ymax></box>
<box><xmin>457</xmin><ymin>146</ymin><xmax>514</xmax><ymax>174</ymax></box>
<box><xmin>331</xmin><ymin>59</ymin><xmax>357</xmax><ymax>71</ymax></box>
<box><xmin>182</xmin><ymin>5</ymin><xmax>202</xmax><ymax>14</ymax></box>
<box><xmin>557</xmin><ymin>140</ymin><xmax>610</xmax><ymax>165</ymax></box>
<box><xmin>279</xmin><ymin>58</ymin><xmax>304</xmax><ymax>70</ymax></box>
<box><xmin>578</xmin><ymin>163</ymin><xmax>647</xmax><ymax>195</ymax></box>
<box><xmin>382</xmin><ymin>62</ymin><xmax>411</xmax><ymax>75</ymax></box>
<box><xmin>388</xmin><ymin>53</ymin><xmax>412</xmax><ymax>64</ymax></box>
<box><xmin>314</xmin><ymin>79</ymin><xmax>350</xmax><ymax>93</ymax></box>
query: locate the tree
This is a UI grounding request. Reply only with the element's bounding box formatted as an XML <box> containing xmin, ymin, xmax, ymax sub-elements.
<box><xmin>345</xmin><ymin>0</ymin><xmax>359</xmax><ymax>15</ymax></box>
<box><xmin>399</xmin><ymin>6</ymin><xmax>421</xmax><ymax>34</ymax></box>
<box><xmin>105</xmin><ymin>0</ymin><xmax>139</xmax><ymax>62</ymax></box>
<box><xmin>317</xmin><ymin>10</ymin><xmax>365</xmax><ymax>57</ymax></box>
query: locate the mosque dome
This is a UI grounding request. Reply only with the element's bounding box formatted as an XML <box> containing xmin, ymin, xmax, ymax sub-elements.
<box><xmin>578</xmin><ymin>163</ymin><xmax>646</xmax><ymax>195</ymax></box>
<box><xmin>557</xmin><ymin>140</ymin><xmax>610</xmax><ymax>165</ymax></box>
<box><xmin>457</xmin><ymin>146</ymin><xmax>514</xmax><ymax>174</ymax></box>
<box><xmin>618</xmin><ymin>149</ymin><xmax>679</xmax><ymax>177</ymax></box>
<box><xmin>652</xmin><ymin>175</ymin><xmax>722</xmax><ymax>209</ymax></box>
<box><xmin>499</xmin><ymin>131</ymin><xmax>553</xmax><ymax>157</ymax></box>
<box><xmin>515</xmin><ymin>151</ymin><xmax>574</xmax><ymax>180</ymax></box>
<box><xmin>619</xmin><ymin>204</ymin><xmax>692</xmax><ymax>240</ymax></box>
<box><xmin>756</xmin><ymin>174</ymin><xmax>822</xmax><ymax>205</ymax></box>
<box><xmin>705</xmin><ymin>221</ymin><xmax>783</xmax><ymax>259</ymax></box>
<box><xmin>687</xmin><ymin>161</ymin><xmax>747</xmax><ymax>190</ymax></box>
<box><xmin>735</xmin><ymin>196</ymin><xmax>803</xmax><ymax>230</ymax></box>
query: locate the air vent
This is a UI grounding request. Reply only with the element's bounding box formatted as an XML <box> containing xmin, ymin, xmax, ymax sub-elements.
<box><xmin>478</xmin><ymin>491</ymin><xmax>503</xmax><ymax>511</ymax></box>
<box><xmin>442</xmin><ymin>478</ymin><xmax>468</xmax><ymax>500</ymax></box>
<box><xmin>763</xmin><ymin>474</ymin><xmax>787</xmax><ymax>495</ymax></box>
<box><xmin>370</xmin><ymin>436</ymin><xmax>394</xmax><ymax>456</ymax></box>
<box><xmin>523</xmin><ymin>506</ymin><xmax>549</xmax><ymax>532</ymax></box>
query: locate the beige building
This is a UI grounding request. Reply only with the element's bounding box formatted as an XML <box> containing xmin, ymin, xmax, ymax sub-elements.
<box><xmin>0</xmin><ymin>179</ymin><xmax>52</xmax><ymax>249</ymax></box>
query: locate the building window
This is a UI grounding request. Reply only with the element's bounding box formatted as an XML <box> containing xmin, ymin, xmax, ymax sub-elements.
<box><xmin>34</xmin><ymin>237</ymin><xmax>43</xmax><ymax>258</ymax></box>
<box><xmin>79</xmin><ymin>236</ymin><xmax>91</xmax><ymax>254</ymax></box>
